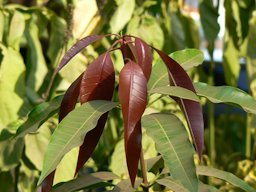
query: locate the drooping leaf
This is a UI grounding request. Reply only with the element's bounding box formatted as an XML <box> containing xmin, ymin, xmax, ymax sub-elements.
<box><xmin>56</xmin><ymin>35</ymin><xmax>106</xmax><ymax>73</ymax></box>
<box><xmin>197</xmin><ymin>166</ymin><xmax>256</xmax><ymax>192</ymax></box>
<box><xmin>170</xmin><ymin>49</ymin><xmax>204</xmax><ymax>71</ymax></box>
<box><xmin>110</xmin><ymin>0</ymin><xmax>135</xmax><ymax>33</ymax></box>
<box><xmin>52</xmin><ymin>172</ymin><xmax>118</xmax><ymax>192</ymax></box>
<box><xmin>148</xmin><ymin>49</ymin><xmax>204</xmax><ymax>90</ymax></box>
<box><xmin>194</xmin><ymin>82</ymin><xmax>256</xmax><ymax>114</ymax></box>
<box><xmin>156</xmin><ymin>177</ymin><xmax>189</xmax><ymax>192</ymax></box>
<box><xmin>38</xmin><ymin>100</ymin><xmax>117</xmax><ymax>185</ymax></box>
<box><xmin>112</xmin><ymin>179</ymin><xmax>142</xmax><ymax>192</ymax></box>
<box><xmin>25</xmin><ymin>18</ymin><xmax>48</xmax><ymax>91</ymax></box>
<box><xmin>198</xmin><ymin>182</ymin><xmax>219</xmax><ymax>192</ymax></box>
<box><xmin>154</xmin><ymin>49</ymin><xmax>204</xmax><ymax>159</ymax></box>
<box><xmin>15</xmin><ymin>95</ymin><xmax>63</xmax><ymax>138</ymax></box>
<box><xmin>135</xmin><ymin>38</ymin><xmax>152</xmax><ymax>81</ymax></box>
<box><xmin>0</xmin><ymin>46</ymin><xmax>26</xmax><ymax>130</ymax></box>
<box><xmin>150</xmin><ymin>86</ymin><xmax>200</xmax><ymax>102</ymax></box>
<box><xmin>120</xmin><ymin>36</ymin><xmax>137</xmax><ymax>63</ymax></box>
<box><xmin>42</xmin><ymin>74</ymin><xmax>82</xmax><ymax>191</ymax></box>
<box><xmin>76</xmin><ymin>52</ymin><xmax>115</xmax><ymax>174</ymax></box>
<box><xmin>119</xmin><ymin>61</ymin><xmax>147</xmax><ymax>186</ymax></box>
<box><xmin>142</xmin><ymin>113</ymin><xmax>198</xmax><ymax>192</ymax></box>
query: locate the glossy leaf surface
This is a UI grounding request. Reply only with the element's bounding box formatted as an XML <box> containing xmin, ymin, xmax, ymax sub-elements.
<box><xmin>15</xmin><ymin>96</ymin><xmax>63</xmax><ymax>138</ymax></box>
<box><xmin>197</xmin><ymin>166</ymin><xmax>256</xmax><ymax>192</ymax></box>
<box><xmin>56</xmin><ymin>35</ymin><xmax>105</xmax><ymax>73</ymax></box>
<box><xmin>194</xmin><ymin>82</ymin><xmax>256</xmax><ymax>114</ymax></box>
<box><xmin>119</xmin><ymin>61</ymin><xmax>147</xmax><ymax>186</ymax></box>
<box><xmin>38</xmin><ymin>100</ymin><xmax>117</xmax><ymax>185</ymax></box>
<box><xmin>142</xmin><ymin>113</ymin><xmax>198</xmax><ymax>192</ymax></box>
<box><xmin>155</xmin><ymin>49</ymin><xmax>204</xmax><ymax>159</ymax></box>
<box><xmin>52</xmin><ymin>172</ymin><xmax>118</xmax><ymax>192</ymax></box>
<box><xmin>76</xmin><ymin>52</ymin><xmax>115</xmax><ymax>174</ymax></box>
<box><xmin>150</xmin><ymin>86</ymin><xmax>200</xmax><ymax>102</ymax></box>
<box><xmin>135</xmin><ymin>38</ymin><xmax>152</xmax><ymax>81</ymax></box>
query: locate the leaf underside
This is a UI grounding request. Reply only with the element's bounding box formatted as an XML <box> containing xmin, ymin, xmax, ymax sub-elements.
<box><xmin>154</xmin><ymin>49</ymin><xmax>204</xmax><ymax>160</ymax></box>
<box><xmin>119</xmin><ymin>61</ymin><xmax>147</xmax><ymax>186</ymax></box>
<box><xmin>76</xmin><ymin>52</ymin><xmax>115</xmax><ymax>174</ymax></box>
<box><xmin>38</xmin><ymin>100</ymin><xmax>117</xmax><ymax>185</ymax></box>
<box><xmin>142</xmin><ymin>113</ymin><xmax>198</xmax><ymax>192</ymax></box>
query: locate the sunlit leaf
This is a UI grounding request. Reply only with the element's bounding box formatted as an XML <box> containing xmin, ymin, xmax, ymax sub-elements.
<box><xmin>194</xmin><ymin>82</ymin><xmax>256</xmax><ymax>114</ymax></box>
<box><xmin>197</xmin><ymin>166</ymin><xmax>256</xmax><ymax>192</ymax></box>
<box><xmin>119</xmin><ymin>61</ymin><xmax>147</xmax><ymax>186</ymax></box>
<box><xmin>0</xmin><ymin>46</ymin><xmax>25</xmax><ymax>130</ymax></box>
<box><xmin>110</xmin><ymin>0</ymin><xmax>135</xmax><ymax>33</ymax></box>
<box><xmin>15</xmin><ymin>95</ymin><xmax>63</xmax><ymax>138</ymax></box>
<box><xmin>38</xmin><ymin>100</ymin><xmax>117</xmax><ymax>185</ymax></box>
<box><xmin>52</xmin><ymin>172</ymin><xmax>118</xmax><ymax>192</ymax></box>
<box><xmin>155</xmin><ymin>49</ymin><xmax>204</xmax><ymax>160</ymax></box>
<box><xmin>149</xmin><ymin>86</ymin><xmax>200</xmax><ymax>102</ymax></box>
<box><xmin>142</xmin><ymin>113</ymin><xmax>198</xmax><ymax>192</ymax></box>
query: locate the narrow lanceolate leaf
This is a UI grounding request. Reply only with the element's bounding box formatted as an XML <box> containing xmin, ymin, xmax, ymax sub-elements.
<box><xmin>194</xmin><ymin>82</ymin><xmax>256</xmax><ymax>114</ymax></box>
<box><xmin>120</xmin><ymin>37</ymin><xmax>137</xmax><ymax>63</ymax></box>
<box><xmin>15</xmin><ymin>96</ymin><xmax>63</xmax><ymax>138</ymax></box>
<box><xmin>155</xmin><ymin>49</ymin><xmax>204</xmax><ymax>160</ymax></box>
<box><xmin>156</xmin><ymin>177</ymin><xmax>189</xmax><ymax>192</ymax></box>
<box><xmin>197</xmin><ymin>166</ymin><xmax>256</xmax><ymax>192</ymax></box>
<box><xmin>52</xmin><ymin>172</ymin><xmax>118</xmax><ymax>192</ymax></box>
<box><xmin>42</xmin><ymin>74</ymin><xmax>83</xmax><ymax>192</ymax></box>
<box><xmin>76</xmin><ymin>52</ymin><xmax>115</xmax><ymax>174</ymax></box>
<box><xmin>119</xmin><ymin>61</ymin><xmax>147</xmax><ymax>186</ymax></box>
<box><xmin>37</xmin><ymin>100</ymin><xmax>117</xmax><ymax>185</ymax></box>
<box><xmin>55</xmin><ymin>35</ymin><xmax>106</xmax><ymax>73</ymax></box>
<box><xmin>150</xmin><ymin>86</ymin><xmax>200</xmax><ymax>102</ymax></box>
<box><xmin>135</xmin><ymin>38</ymin><xmax>152</xmax><ymax>81</ymax></box>
<box><xmin>142</xmin><ymin>114</ymin><xmax>198</xmax><ymax>192</ymax></box>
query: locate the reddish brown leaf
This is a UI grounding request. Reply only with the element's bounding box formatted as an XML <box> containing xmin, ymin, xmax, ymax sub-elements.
<box><xmin>119</xmin><ymin>61</ymin><xmax>147</xmax><ymax>186</ymax></box>
<box><xmin>120</xmin><ymin>36</ymin><xmax>137</xmax><ymax>63</ymax></box>
<box><xmin>55</xmin><ymin>35</ymin><xmax>106</xmax><ymax>73</ymax></box>
<box><xmin>135</xmin><ymin>38</ymin><xmax>152</xmax><ymax>81</ymax></box>
<box><xmin>154</xmin><ymin>49</ymin><xmax>204</xmax><ymax>160</ymax></box>
<box><xmin>41</xmin><ymin>74</ymin><xmax>82</xmax><ymax>192</ymax></box>
<box><xmin>75</xmin><ymin>52</ymin><xmax>115</xmax><ymax>174</ymax></box>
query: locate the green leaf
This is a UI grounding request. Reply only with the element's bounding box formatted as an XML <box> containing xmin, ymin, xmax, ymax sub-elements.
<box><xmin>198</xmin><ymin>182</ymin><xmax>218</xmax><ymax>192</ymax></box>
<box><xmin>194</xmin><ymin>82</ymin><xmax>256</xmax><ymax>114</ymax></box>
<box><xmin>15</xmin><ymin>95</ymin><xmax>63</xmax><ymax>138</ymax></box>
<box><xmin>8</xmin><ymin>10</ymin><xmax>25</xmax><ymax>50</ymax></box>
<box><xmin>0</xmin><ymin>172</ymin><xmax>15</xmax><ymax>192</ymax></box>
<box><xmin>0</xmin><ymin>46</ymin><xmax>26</xmax><ymax>130</ymax></box>
<box><xmin>110</xmin><ymin>0</ymin><xmax>135</xmax><ymax>33</ymax></box>
<box><xmin>149</xmin><ymin>86</ymin><xmax>200</xmax><ymax>102</ymax></box>
<box><xmin>24</xmin><ymin>124</ymin><xmax>51</xmax><ymax>170</ymax></box>
<box><xmin>25</xmin><ymin>18</ymin><xmax>48</xmax><ymax>91</ymax></box>
<box><xmin>156</xmin><ymin>177</ymin><xmax>189</xmax><ymax>192</ymax></box>
<box><xmin>197</xmin><ymin>166</ymin><xmax>256</xmax><ymax>192</ymax></box>
<box><xmin>38</xmin><ymin>100</ymin><xmax>117</xmax><ymax>185</ymax></box>
<box><xmin>170</xmin><ymin>49</ymin><xmax>204</xmax><ymax>71</ymax></box>
<box><xmin>0</xmin><ymin>10</ymin><xmax>4</xmax><ymax>42</ymax></box>
<box><xmin>142</xmin><ymin>113</ymin><xmax>198</xmax><ymax>192</ymax></box>
<box><xmin>148</xmin><ymin>49</ymin><xmax>203</xmax><ymax>90</ymax></box>
<box><xmin>52</xmin><ymin>172</ymin><xmax>118</xmax><ymax>192</ymax></box>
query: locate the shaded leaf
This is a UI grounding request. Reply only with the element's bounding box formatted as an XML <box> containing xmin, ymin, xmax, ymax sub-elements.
<box><xmin>197</xmin><ymin>166</ymin><xmax>256</xmax><ymax>192</ymax></box>
<box><xmin>154</xmin><ymin>49</ymin><xmax>204</xmax><ymax>159</ymax></box>
<box><xmin>156</xmin><ymin>177</ymin><xmax>189</xmax><ymax>192</ymax></box>
<box><xmin>110</xmin><ymin>0</ymin><xmax>135</xmax><ymax>33</ymax></box>
<box><xmin>76</xmin><ymin>52</ymin><xmax>115</xmax><ymax>174</ymax></box>
<box><xmin>119</xmin><ymin>61</ymin><xmax>147</xmax><ymax>185</ymax></box>
<box><xmin>194</xmin><ymin>82</ymin><xmax>256</xmax><ymax>114</ymax></box>
<box><xmin>150</xmin><ymin>86</ymin><xmax>200</xmax><ymax>102</ymax></box>
<box><xmin>112</xmin><ymin>179</ymin><xmax>142</xmax><ymax>192</ymax></box>
<box><xmin>135</xmin><ymin>38</ymin><xmax>152</xmax><ymax>81</ymax></box>
<box><xmin>142</xmin><ymin>113</ymin><xmax>198</xmax><ymax>192</ymax></box>
<box><xmin>15</xmin><ymin>95</ymin><xmax>62</xmax><ymax>138</ymax></box>
<box><xmin>52</xmin><ymin>172</ymin><xmax>118</xmax><ymax>192</ymax></box>
<box><xmin>0</xmin><ymin>46</ymin><xmax>25</xmax><ymax>130</ymax></box>
<box><xmin>198</xmin><ymin>182</ymin><xmax>218</xmax><ymax>192</ymax></box>
<box><xmin>38</xmin><ymin>100</ymin><xmax>117</xmax><ymax>185</ymax></box>
<box><xmin>56</xmin><ymin>35</ymin><xmax>106</xmax><ymax>73</ymax></box>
